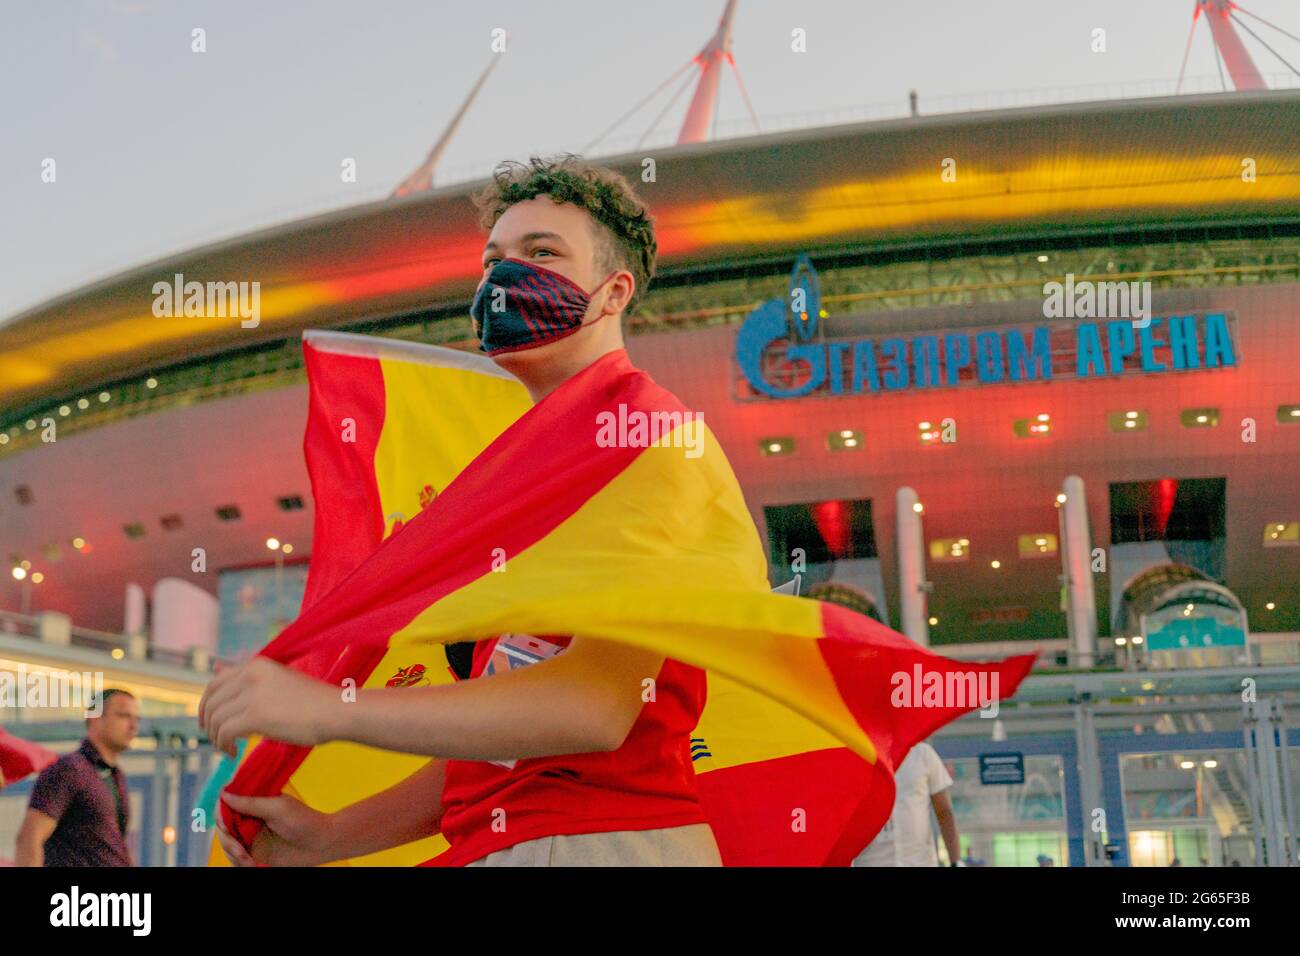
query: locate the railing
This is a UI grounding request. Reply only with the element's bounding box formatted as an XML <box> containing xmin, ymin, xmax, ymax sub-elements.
<box><xmin>0</xmin><ymin>609</ymin><xmax>215</xmax><ymax>673</ymax></box>
<box><xmin>4</xmin><ymin>602</ymin><xmax>1297</xmax><ymax>678</ymax></box>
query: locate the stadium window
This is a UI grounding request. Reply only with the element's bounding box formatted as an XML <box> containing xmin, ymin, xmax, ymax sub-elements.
<box><xmin>827</xmin><ymin>429</ymin><xmax>862</xmax><ymax>451</ymax></box>
<box><xmin>1013</xmin><ymin>413</ymin><xmax>1052</xmax><ymax>438</ymax></box>
<box><xmin>760</xmin><ymin>437</ymin><xmax>795</xmax><ymax>456</ymax></box>
<box><xmin>930</xmin><ymin>537</ymin><xmax>971</xmax><ymax>563</ymax></box>
<box><xmin>1109</xmin><ymin>478</ymin><xmax>1226</xmax><ymax>544</ymax></box>
<box><xmin>1017</xmin><ymin>533</ymin><xmax>1057</xmax><ymax>558</ymax></box>
<box><xmin>1107</xmin><ymin>409</ymin><xmax>1148</xmax><ymax>432</ymax></box>
<box><xmin>1180</xmin><ymin>407</ymin><xmax>1219</xmax><ymax>428</ymax></box>
<box><xmin>764</xmin><ymin>498</ymin><xmax>877</xmax><ymax>574</ymax></box>
<box><xmin>159</xmin><ymin>514</ymin><xmax>184</xmax><ymax>532</ymax></box>
<box><xmin>215</xmin><ymin>504</ymin><xmax>242</xmax><ymax>522</ymax></box>
<box><xmin>1264</xmin><ymin>521</ymin><xmax>1299</xmax><ymax>547</ymax></box>
<box><xmin>1279</xmin><ymin>404</ymin><xmax>1300</xmax><ymax>424</ymax></box>
<box><xmin>277</xmin><ymin>494</ymin><xmax>305</xmax><ymax>511</ymax></box>
<box><xmin>122</xmin><ymin>522</ymin><xmax>146</xmax><ymax>539</ymax></box>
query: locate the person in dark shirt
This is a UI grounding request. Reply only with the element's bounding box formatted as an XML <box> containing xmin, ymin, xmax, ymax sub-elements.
<box><xmin>15</xmin><ymin>688</ymin><xmax>138</xmax><ymax>867</ymax></box>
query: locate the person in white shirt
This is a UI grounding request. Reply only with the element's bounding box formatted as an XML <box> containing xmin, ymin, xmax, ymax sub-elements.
<box><xmin>852</xmin><ymin>741</ymin><xmax>961</xmax><ymax>867</ymax></box>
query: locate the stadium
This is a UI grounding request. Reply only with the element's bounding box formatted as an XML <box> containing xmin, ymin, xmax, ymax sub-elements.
<box><xmin>2</xmin><ymin>1</ymin><xmax>1299</xmax><ymax>870</ymax></box>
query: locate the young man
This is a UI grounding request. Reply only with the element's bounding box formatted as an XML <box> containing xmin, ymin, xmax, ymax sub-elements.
<box><xmin>203</xmin><ymin>156</ymin><xmax>722</xmax><ymax>867</ymax></box>
<box><xmin>850</xmin><ymin>740</ymin><xmax>961</xmax><ymax>867</ymax></box>
<box><xmin>16</xmin><ymin>689</ymin><xmax>139</xmax><ymax>867</ymax></box>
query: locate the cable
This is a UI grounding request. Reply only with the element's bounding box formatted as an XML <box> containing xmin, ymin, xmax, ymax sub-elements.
<box><xmin>1232</xmin><ymin>4</ymin><xmax>1300</xmax><ymax>45</ymax></box>
<box><xmin>729</xmin><ymin>54</ymin><xmax>761</xmax><ymax>134</ymax></box>
<box><xmin>582</xmin><ymin>59</ymin><xmax>696</xmax><ymax>154</ymax></box>
<box><xmin>1176</xmin><ymin>5</ymin><xmax>1199</xmax><ymax>94</ymax></box>
<box><xmin>638</xmin><ymin>65</ymin><xmax>699</xmax><ymax>149</ymax></box>
<box><xmin>1230</xmin><ymin>11</ymin><xmax>1300</xmax><ymax>78</ymax></box>
<box><xmin>1211</xmin><ymin>17</ymin><xmax>1228</xmax><ymax>91</ymax></box>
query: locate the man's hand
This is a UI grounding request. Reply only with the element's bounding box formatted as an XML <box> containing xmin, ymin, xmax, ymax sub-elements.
<box><xmin>199</xmin><ymin>657</ymin><xmax>339</xmax><ymax>757</ymax></box>
<box><xmin>215</xmin><ymin>792</ymin><xmax>339</xmax><ymax>867</ymax></box>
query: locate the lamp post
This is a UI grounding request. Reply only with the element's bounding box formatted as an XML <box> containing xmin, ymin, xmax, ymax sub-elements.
<box><xmin>266</xmin><ymin>538</ymin><xmax>283</xmax><ymax>609</ymax></box>
<box><xmin>11</xmin><ymin>566</ymin><xmax>36</xmax><ymax>615</ymax></box>
<box><xmin>266</xmin><ymin>538</ymin><xmax>293</xmax><ymax>616</ymax></box>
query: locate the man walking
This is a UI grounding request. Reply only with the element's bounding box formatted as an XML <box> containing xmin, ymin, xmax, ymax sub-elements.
<box><xmin>852</xmin><ymin>740</ymin><xmax>961</xmax><ymax>867</ymax></box>
<box><xmin>15</xmin><ymin>689</ymin><xmax>138</xmax><ymax>867</ymax></box>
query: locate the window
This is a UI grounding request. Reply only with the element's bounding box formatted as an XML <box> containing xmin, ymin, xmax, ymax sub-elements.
<box><xmin>1264</xmin><ymin>521</ymin><xmax>1299</xmax><ymax>547</ymax></box>
<box><xmin>765</xmin><ymin>498</ymin><xmax>877</xmax><ymax>571</ymax></box>
<box><xmin>1180</xmin><ymin>407</ymin><xmax>1219</xmax><ymax>428</ymax></box>
<box><xmin>826</xmin><ymin>429</ymin><xmax>862</xmax><ymax>451</ymax></box>
<box><xmin>1108</xmin><ymin>409</ymin><xmax>1148</xmax><ymax>432</ymax></box>
<box><xmin>759</xmin><ymin>437</ymin><xmax>794</xmax><ymax>456</ymax></box>
<box><xmin>1013</xmin><ymin>414</ymin><xmax>1052</xmax><ymax>438</ymax></box>
<box><xmin>1110</xmin><ymin>478</ymin><xmax>1226</xmax><ymax>544</ymax></box>
<box><xmin>1018</xmin><ymin>533</ymin><xmax>1057</xmax><ymax>558</ymax></box>
<box><xmin>930</xmin><ymin>537</ymin><xmax>971</xmax><ymax>562</ymax></box>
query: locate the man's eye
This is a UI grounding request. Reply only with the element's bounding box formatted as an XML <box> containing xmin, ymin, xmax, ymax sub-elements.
<box><xmin>483</xmin><ymin>257</ymin><xmax>500</xmax><ymax>269</ymax></box>
<box><xmin>532</xmin><ymin>248</ymin><xmax>555</xmax><ymax>257</ymax></box>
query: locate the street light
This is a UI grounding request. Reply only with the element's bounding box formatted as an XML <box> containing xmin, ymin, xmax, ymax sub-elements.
<box><xmin>268</xmin><ymin>539</ymin><xmax>291</xmax><ymax>608</ymax></box>
<box><xmin>12</xmin><ymin>565</ymin><xmax>34</xmax><ymax>615</ymax></box>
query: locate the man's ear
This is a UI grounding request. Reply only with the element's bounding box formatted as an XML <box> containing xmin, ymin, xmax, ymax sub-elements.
<box><xmin>608</xmin><ymin>270</ymin><xmax>635</xmax><ymax>315</ymax></box>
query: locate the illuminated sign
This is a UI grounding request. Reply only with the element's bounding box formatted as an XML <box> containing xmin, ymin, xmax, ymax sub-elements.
<box><xmin>735</xmin><ymin>256</ymin><xmax>1239</xmax><ymax>400</ymax></box>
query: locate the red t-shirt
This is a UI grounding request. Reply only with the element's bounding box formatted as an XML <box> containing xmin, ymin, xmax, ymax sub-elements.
<box><xmin>432</xmin><ymin>634</ymin><xmax>708</xmax><ymax>866</ymax></box>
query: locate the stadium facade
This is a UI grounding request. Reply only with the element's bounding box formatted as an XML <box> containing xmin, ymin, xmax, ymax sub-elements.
<box><xmin>2</xmin><ymin>91</ymin><xmax>1299</xmax><ymax>866</ymax></box>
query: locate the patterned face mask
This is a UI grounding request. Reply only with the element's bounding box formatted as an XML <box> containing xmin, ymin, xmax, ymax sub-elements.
<box><xmin>470</xmin><ymin>258</ymin><xmax>615</xmax><ymax>355</ymax></box>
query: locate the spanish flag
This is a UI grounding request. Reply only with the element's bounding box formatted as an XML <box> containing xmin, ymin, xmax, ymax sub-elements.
<box><xmin>215</xmin><ymin>330</ymin><xmax>1032</xmax><ymax>866</ymax></box>
<box><xmin>0</xmin><ymin>728</ymin><xmax>57</xmax><ymax>787</ymax></box>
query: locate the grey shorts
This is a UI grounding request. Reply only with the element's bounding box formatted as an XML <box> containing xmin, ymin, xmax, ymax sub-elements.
<box><xmin>466</xmin><ymin>823</ymin><xmax>722</xmax><ymax>867</ymax></box>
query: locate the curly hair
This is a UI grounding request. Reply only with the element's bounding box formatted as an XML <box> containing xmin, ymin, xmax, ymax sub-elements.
<box><xmin>805</xmin><ymin>582</ymin><xmax>882</xmax><ymax>622</ymax></box>
<box><xmin>471</xmin><ymin>154</ymin><xmax>657</xmax><ymax>316</ymax></box>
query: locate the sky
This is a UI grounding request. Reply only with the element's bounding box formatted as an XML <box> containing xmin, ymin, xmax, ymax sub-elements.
<box><xmin>4</xmin><ymin>0</ymin><xmax>1299</xmax><ymax>321</ymax></box>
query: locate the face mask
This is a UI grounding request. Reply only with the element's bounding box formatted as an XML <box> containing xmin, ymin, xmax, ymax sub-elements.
<box><xmin>470</xmin><ymin>258</ymin><xmax>615</xmax><ymax>355</ymax></box>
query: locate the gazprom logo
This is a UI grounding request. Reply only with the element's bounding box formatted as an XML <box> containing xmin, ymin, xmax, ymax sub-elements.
<box><xmin>735</xmin><ymin>253</ymin><xmax>1238</xmax><ymax>400</ymax></box>
<box><xmin>735</xmin><ymin>253</ymin><xmax>827</xmax><ymax>398</ymax></box>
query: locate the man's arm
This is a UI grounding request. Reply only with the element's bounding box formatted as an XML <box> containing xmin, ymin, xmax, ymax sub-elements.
<box><xmin>14</xmin><ymin>809</ymin><xmax>57</xmax><ymax>867</ymax></box>
<box><xmin>931</xmin><ymin>789</ymin><xmax>961</xmax><ymax>865</ymax></box>
<box><xmin>334</xmin><ymin>638</ymin><xmax>665</xmax><ymax>760</ymax></box>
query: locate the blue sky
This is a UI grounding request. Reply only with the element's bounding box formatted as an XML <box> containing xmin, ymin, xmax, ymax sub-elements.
<box><xmin>4</xmin><ymin>0</ymin><xmax>1299</xmax><ymax>320</ymax></box>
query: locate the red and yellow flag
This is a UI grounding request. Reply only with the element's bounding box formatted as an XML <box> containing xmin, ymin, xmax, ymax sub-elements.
<box><xmin>216</xmin><ymin>330</ymin><xmax>1032</xmax><ymax>866</ymax></box>
<box><xmin>0</xmin><ymin>728</ymin><xmax>57</xmax><ymax>787</ymax></box>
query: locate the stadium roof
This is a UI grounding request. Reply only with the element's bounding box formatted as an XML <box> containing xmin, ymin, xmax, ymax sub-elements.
<box><xmin>3</xmin><ymin>90</ymin><xmax>1299</xmax><ymax>417</ymax></box>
